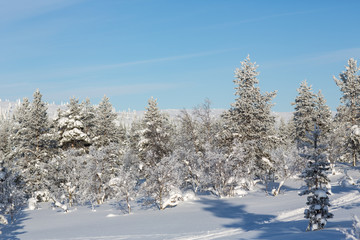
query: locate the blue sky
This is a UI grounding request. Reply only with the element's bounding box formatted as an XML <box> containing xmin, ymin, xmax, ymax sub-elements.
<box><xmin>1</xmin><ymin>0</ymin><xmax>360</xmax><ymax>112</ymax></box>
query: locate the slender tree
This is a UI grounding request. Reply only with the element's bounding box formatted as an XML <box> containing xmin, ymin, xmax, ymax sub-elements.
<box><xmin>334</xmin><ymin>58</ymin><xmax>360</xmax><ymax>166</ymax></box>
<box><xmin>292</xmin><ymin>80</ymin><xmax>317</xmax><ymax>147</ymax></box>
<box><xmin>299</xmin><ymin>126</ymin><xmax>333</xmax><ymax>231</ymax></box>
<box><xmin>93</xmin><ymin>96</ymin><xmax>119</xmax><ymax>147</ymax></box>
<box><xmin>138</xmin><ymin>97</ymin><xmax>173</xmax><ymax>170</ymax></box>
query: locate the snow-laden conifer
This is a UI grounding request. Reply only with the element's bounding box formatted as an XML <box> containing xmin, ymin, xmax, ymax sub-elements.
<box><xmin>292</xmin><ymin>80</ymin><xmax>317</xmax><ymax>147</ymax></box>
<box><xmin>138</xmin><ymin>97</ymin><xmax>173</xmax><ymax>170</ymax></box>
<box><xmin>80</xmin><ymin>98</ymin><xmax>96</xmax><ymax>142</ymax></box>
<box><xmin>334</xmin><ymin>58</ymin><xmax>360</xmax><ymax>125</ymax></box>
<box><xmin>56</xmin><ymin>98</ymin><xmax>91</xmax><ymax>150</ymax></box>
<box><xmin>11</xmin><ymin>91</ymin><xmax>53</xmax><ymax>197</ymax></box>
<box><xmin>314</xmin><ymin>91</ymin><xmax>332</xmax><ymax>139</ymax></box>
<box><xmin>11</xmin><ymin>98</ymin><xmax>31</xmax><ymax>159</ymax></box>
<box><xmin>334</xmin><ymin>58</ymin><xmax>360</xmax><ymax>166</ymax></box>
<box><xmin>93</xmin><ymin>95</ymin><xmax>119</xmax><ymax>147</ymax></box>
<box><xmin>299</xmin><ymin>126</ymin><xmax>333</xmax><ymax>231</ymax></box>
<box><xmin>29</xmin><ymin>89</ymin><xmax>50</xmax><ymax>154</ymax></box>
<box><xmin>222</xmin><ymin>56</ymin><xmax>277</xmax><ymax>185</ymax></box>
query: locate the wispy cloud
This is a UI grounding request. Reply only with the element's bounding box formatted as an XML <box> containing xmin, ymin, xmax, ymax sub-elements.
<box><xmin>207</xmin><ymin>9</ymin><xmax>326</xmax><ymax>29</ymax></box>
<box><xmin>308</xmin><ymin>48</ymin><xmax>360</xmax><ymax>64</ymax></box>
<box><xmin>0</xmin><ymin>0</ymin><xmax>82</xmax><ymax>24</ymax></box>
<box><xmin>0</xmin><ymin>48</ymin><xmax>240</xmax><ymax>82</ymax></box>
<box><xmin>71</xmin><ymin>48</ymin><xmax>240</xmax><ymax>73</ymax></box>
<box><xmin>263</xmin><ymin>48</ymin><xmax>360</xmax><ymax>69</ymax></box>
<box><xmin>46</xmin><ymin>82</ymin><xmax>183</xmax><ymax>100</ymax></box>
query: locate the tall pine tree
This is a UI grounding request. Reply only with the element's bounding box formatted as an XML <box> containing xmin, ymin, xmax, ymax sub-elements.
<box><xmin>138</xmin><ymin>97</ymin><xmax>173</xmax><ymax>170</ymax></box>
<box><xmin>222</xmin><ymin>56</ymin><xmax>277</xmax><ymax>181</ymax></box>
<box><xmin>292</xmin><ymin>80</ymin><xmax>317</xmax><ymax>147</ymax></box>
<box><xmin>93</xmin><ymin>95</ymin><xmax>119</xmax><ymax>147</ymax></box>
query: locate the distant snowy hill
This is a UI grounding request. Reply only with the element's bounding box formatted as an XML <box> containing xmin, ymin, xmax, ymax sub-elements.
<box><xmin>0</xmin><ymin>100</ymin><xmax>294</xmax><ymax>125</ymax></box>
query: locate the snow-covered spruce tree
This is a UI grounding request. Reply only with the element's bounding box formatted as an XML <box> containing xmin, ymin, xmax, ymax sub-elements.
<box><xmin>56</xmin><ymin>98</ymin><xmax>91</xmax><ymax>150</ymax></box>
<box><xmin>93</xmin><ymin>96</ymin><xmax>119</xmax><ymax>147</ymax></box>
<box><xmin>29</xmin><ymin>89</ymin><xmax>51</xmax><ymax>154</ymax></box>
<box><xmin>138</xmin><ymin>97</ymin><xmax>173</xmax><ymax>171</ymax></box>
<box><xmin>334</xmin><ymin>58</ymin><xmax>360</xmax><ymax>166</ymax></box>
<box><xmin>11</xmin><ymin>91</ymin><xmax>53</xmax><ymax>198</ymax></box>
<box><xmin>299</xmin><ymin>125</ymin><xmax>333</xmax><ymax>231</ymax></box>
<box><xmin>80</xmin><ymin>98</ymin><xmax>97</xmax><ymax>142</ymax></box>
<box><xmin>314</xmin><ymin>91</ymin><xmax>332</xmax><ymax>139</ymax></box>
<box><xmin>221</xmin><ymin>56</ymin><xmax>277</xmax><ymax>184</ymax></box>
<box><xmin>0</xmin><ymin>119</ymin><xmax>13</xmax><ymax>169</ymax></box>
<box><xmin>292</xmin><ymin>80</ymin><xmax>317</xmax><ymax>147</ymax></box>
<box><xmin>313</xmin><ymin>90</ymin><xmax>335</xmax><ymax>172</ymax></box>
<box><xmin>11</xmin><ymin>98</ymin><xmax>32</xmax><ymax>160</ymax></box>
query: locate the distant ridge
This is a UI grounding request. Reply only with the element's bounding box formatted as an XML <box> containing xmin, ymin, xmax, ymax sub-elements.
<box><xmin>0</xmin><ymin>100</ymin><xmax>294</xmax><ymax>126</ymax></box>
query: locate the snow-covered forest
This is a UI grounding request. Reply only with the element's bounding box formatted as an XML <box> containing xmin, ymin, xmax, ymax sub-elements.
<box><xmin>1</xmin><ymin>56</ymin><xmax>360</xmax><ymax>239</ymax></box>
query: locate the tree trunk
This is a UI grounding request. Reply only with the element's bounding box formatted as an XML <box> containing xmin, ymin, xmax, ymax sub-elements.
<box><xmin>353</xmin><ymin>150</ymin><xmax>357</xmax><ymax>167</ymax></box>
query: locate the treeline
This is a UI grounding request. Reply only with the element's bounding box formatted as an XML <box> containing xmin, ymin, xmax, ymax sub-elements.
<box><xmin>0</xmin><ymin>56</ymin><xmax>359</xmax><ymax>231</ymax></box>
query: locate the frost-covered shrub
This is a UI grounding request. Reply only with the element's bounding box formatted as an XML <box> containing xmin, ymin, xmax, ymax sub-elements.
<box><xmin>342</xmin><ymin>215</ymin><xmax>360</xmax><ymax>240</ymax></box>
<box><xmin>141</xmin><ymin>152</ymin><xmax>184</xmax><ymax>210</ymax></box>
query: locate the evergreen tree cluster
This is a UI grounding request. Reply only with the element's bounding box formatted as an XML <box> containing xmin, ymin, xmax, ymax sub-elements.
<box><xmin>0</xmin><ymin>56</ymin><xmax>359</xmax><ymax>232</ymax></box>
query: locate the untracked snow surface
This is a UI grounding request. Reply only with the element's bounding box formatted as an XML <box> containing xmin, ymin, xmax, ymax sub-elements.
<box><xmin>2</xmin><ymin>164</ymin><xmax>360</xmax><ymax>240</ymax></box>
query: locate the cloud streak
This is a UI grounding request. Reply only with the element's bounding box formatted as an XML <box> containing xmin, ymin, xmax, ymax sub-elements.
<box><xmin>0</xmin><ymin>0</ymin><xmax>82</xmax><ymax>24</ymax></box>
<box><xmin>61</xmin><ymin>48</ymin><xmax>241</xmax><ymax>74</ymax></box>
<box><xmin>207</xmin><ymin>8</ymin><xmax>327</xmax><ymax>29</ymax></box>
<box><xmin>0</xmin><ymin>48</ymin><xmax>240</xmax><ymax>83</ymax></box>
<box><xmin>263</xmin><ymin>48</ymin><xmax>360</xmax><ymax>69</ymax></box>
<box><xmin>46</xmin><ymin>82</ymin><xmax>183</xmax><ymax>101</ymax></box>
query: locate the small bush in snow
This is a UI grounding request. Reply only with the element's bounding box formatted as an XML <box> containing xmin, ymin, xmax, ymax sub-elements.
<box><xmin>342</xmin><ymin>215</ymin><xmax>360</xmax><ymax>240</ymax></box>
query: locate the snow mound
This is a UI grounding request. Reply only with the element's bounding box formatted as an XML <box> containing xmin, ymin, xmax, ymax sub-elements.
<box><xmin>106</xmin><ymin>214</ymin><xmax>120</xmax><ymax>218</ymax></box>
<box><xmin>233</xmin><ymin>187</ymin><xmax>248</xmax><ymax>197</ymax></box>
<box><xmin>163</xmin><ymin>187</ymin><xmax>183</xmax><ymax>209</ymax></box>
<box><xmin>339</xmin><ymin>176</ymin><xmax>356</xmax><ymax>187</ymax></box>
<box><xmin>27</xmin><ymin>198</ymin><xmax>38</xmax><ymax>211</ymax></box>
<box><xmin>314</xmin><ymin>189</ymin><xmax>327</xmax><ymax>198</ymax></box>
<box><xmin>183</xmin><ymin>190</ymin><xmax>198</xmax><ymax>201</ymax></box>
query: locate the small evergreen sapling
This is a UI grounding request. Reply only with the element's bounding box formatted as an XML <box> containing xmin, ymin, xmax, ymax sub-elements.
<box><xmin>299</xmin><ymin>126</ymin><xmax>333</xmax><ymax>231</ymax></box>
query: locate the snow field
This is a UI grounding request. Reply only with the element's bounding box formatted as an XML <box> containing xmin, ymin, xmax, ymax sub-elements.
<box><xmin>3</xmin><ymin>166</ymin><xmax>359</xmax><ymax>240</ymax></box>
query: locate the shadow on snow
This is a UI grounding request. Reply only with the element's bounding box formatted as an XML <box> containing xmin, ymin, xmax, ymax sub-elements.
<box><xmin>1</xmin><ymin>210</ymin><xmax>29</xmax><ymax>240</ymax></box>
<box><xmin>200</xmin><ymin>197</ymin><xmax>349</xmax><ymax>240</ymax></box>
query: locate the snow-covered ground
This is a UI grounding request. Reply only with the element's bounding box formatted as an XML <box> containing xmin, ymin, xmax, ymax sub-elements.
<box><xmin>2</xmin><ymin>163</ymin><xmax>360</xmax><ymax>240</ymax></box>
